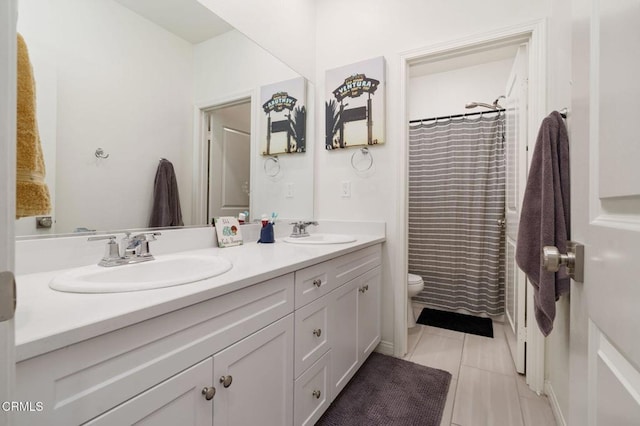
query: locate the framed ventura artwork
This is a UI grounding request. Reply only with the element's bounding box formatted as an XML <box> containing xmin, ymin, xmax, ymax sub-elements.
<box><xmin>325</xmin><ymin>56</ymin><xmax>385</xmax><ymax>150</ymax></box>
<box><xmin>260</xmin><ymin>77</ymin><xmax>307</xmax><ymax>155</ymax></box>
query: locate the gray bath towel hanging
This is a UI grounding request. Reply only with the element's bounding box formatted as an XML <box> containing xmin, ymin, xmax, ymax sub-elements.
<box><xmin>149</xmin><ymin>159</ymin><xmax>184</xmax><ymax>228</ymax></box>
<box><xmin>515</xmin><ymin>111</ymin><xmax>570</xmax><ymax>336</ymax></box>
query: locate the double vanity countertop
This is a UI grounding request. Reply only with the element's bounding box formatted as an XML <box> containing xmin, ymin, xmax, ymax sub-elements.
<box><xmin>14</xmin><ymin>225</ymin><xmax>385</xmax><ymax>362</ymax></box>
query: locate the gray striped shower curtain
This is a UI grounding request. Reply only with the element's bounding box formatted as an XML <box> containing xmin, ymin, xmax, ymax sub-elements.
<box><xmin>409</xmin><ymin>115</ymin><xmax>505</xmax><ymax>316</ymax></box>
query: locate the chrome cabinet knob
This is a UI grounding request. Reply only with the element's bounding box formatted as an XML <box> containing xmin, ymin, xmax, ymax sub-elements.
<box><xmin>313</xmin><ymin>328</ymin><xmax>322</xmax><ymax>337</ymax></box>
<box><xmin>220</xmin><ymin>375</ymin><xmax>233</xmax><ymax>388</ymax></box>
<box><xmin>359</xmin><ymin>284</ymin><xmax>369</xmax><ymax>293</ymax></box>
<box><xmin>312</xmin><ymin>390</ymin><xmax>321</xmax><ymax>399</ymax></box>
<box><xmin>202</xmin><ymin>387</ymin><xmax>216</xmax><ymax>400</ymax></box>
<box><xmin>312</xmin><ymin>279</ymin><xmax>322</xmax><ymax>288</ymax></box>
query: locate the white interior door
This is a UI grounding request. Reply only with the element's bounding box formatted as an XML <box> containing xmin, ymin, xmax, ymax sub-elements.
<box><xmin>503</xmin><ymin>44</ymin><xmax>528</xmax><ymax>374</ymax></box>
<box><xmin>0</xmin><ymin>1</ymin><xmax>17</xmax><ymax>423</ymax></box>
<box><xmin>207</xmin><ymin>101</ymin><xmax>251</xmax><ymax>222</ymax></box>
<box><xmin>571</xmin><ymin>0</ymin><xmax>640</xmax><ymax>424</ymax></box>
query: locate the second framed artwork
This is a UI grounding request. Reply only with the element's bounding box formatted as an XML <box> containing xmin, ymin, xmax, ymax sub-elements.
<box><xmin>325</xmin><ymin>56</ymin><xmax>386</xmax><ymax>150</ymax></box>
<box><xmin>260</xmin><ymin>77</ymin><xmax>307</xmax><ymax>155</ymax></box>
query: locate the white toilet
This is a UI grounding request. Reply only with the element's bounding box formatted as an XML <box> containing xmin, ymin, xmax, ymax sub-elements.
<box><xmin>407</xmin><ymin>273</ymin><xmax>425</xmax><ymax>328</ymax></box>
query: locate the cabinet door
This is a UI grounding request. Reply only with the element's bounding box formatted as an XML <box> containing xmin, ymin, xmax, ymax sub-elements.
<box><xmin>329</xmin><ymin>279</ymin><xmax>359</xmax><ymax>399</ymax></box>
<box><xmin>84</xmin><ymin>358</ymin><xmax>213</xmax><ymax>426</ymax></box>
<box><xmin>357</xmin><ymin>266</ymin><xmax>381</xmax><ymax>360</ymax></box>
<box><xmin>213</xmin><ymin>314</ymin><xmax>294</xmax><ymax>426</ymax></box>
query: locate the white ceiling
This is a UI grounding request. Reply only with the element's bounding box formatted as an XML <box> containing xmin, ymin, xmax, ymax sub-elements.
<box><xmin>112</xmin><ymin>0</ymin><xmax>233</xmax><ymax>44</ymax></box>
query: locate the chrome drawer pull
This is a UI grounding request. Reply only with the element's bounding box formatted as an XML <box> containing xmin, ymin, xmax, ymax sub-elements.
<box><xmin>312</xmin><ymin>279</ymin><xmax>322</xmax><ymax>288</ymax></box>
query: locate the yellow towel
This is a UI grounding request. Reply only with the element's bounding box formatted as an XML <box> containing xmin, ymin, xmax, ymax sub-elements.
<box><xmin>16</xmin><ymin>33</ymin><xmax>51</xmax><ymax>218</ymax></box>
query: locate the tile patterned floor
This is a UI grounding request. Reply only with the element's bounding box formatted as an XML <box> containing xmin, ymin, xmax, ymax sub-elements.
<box><xmin>406</xmin><ymin>307</ymin><xmax>558</xmax><ymax>426</ymax></box>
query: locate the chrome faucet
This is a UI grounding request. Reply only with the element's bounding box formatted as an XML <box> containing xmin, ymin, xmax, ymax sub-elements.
<box><xmin>88</xmin><ymin>232</ymin><xmax>161</xmax><ymax>267</ymax></box>
<box><xmin>289</xmin><ymin>221</ymin><xmax>318</xmax><ymax>238</ymax></box>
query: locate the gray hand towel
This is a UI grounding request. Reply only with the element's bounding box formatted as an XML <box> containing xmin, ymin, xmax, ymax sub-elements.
<box><xmin>149</xmin><ymin>159</ymin><xmax>184</xmax><ymax>228</ymax></box>
<box><xmin>515</xmin><ymin>111</ymin><xmax>570</xmax><ymax>336</ymax></box>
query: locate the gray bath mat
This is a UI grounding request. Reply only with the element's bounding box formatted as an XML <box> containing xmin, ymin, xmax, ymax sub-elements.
<box><xmin>316</xmin><ymin>352</ymin><xmax>452</xmax><ymax>426</ymax></box>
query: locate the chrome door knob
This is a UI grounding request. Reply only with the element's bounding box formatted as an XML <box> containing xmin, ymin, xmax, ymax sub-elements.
<box><xmin>543</xmin><ymin>246</ymin><xmax>573</xmax><ymax>272</ymax></box>
<box><xmin>202</xmin><ymin>387</ymin><xmax>216</xmax><ymax>400</ymax></box>
<box><xmin>542</xmin><ymin>242</ymin><xmax>584</xmax><ymax>283</ymax></box>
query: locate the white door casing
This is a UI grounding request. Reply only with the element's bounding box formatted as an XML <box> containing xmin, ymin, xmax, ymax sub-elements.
<box><xmin>1</xmin><ymin>1</ymin><xmax>17</xmax><ymax>424</ymax></box>
<box><xmin>399</xmin><ymin>20</ymin><xmax>548</xmax><ymax>392</ymax></box>
<box><xmin>503</xmin><ymin>44</ymin><xmax>529</xmax><ymax>374</ymax></box>
<box><xmin>570</xmin><ymin>0</ymin><xmax>640</xmax><ymax>424</ymax></box>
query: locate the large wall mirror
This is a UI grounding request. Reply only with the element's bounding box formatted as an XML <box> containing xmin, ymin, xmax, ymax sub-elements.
<box><xmin>15</xmin><ymin>0</ymin><xmax>314</xmax><ymax>238</ymax></box>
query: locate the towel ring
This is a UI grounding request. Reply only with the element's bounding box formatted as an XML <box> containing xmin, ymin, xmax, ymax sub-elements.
<box><xmin>351</xmin><ymin>147</ymin><xmax>373</xmax><ymax>172</ymax></box>
<box><xmin>95</xmin><ymin>148</ymin><xmax>109</xmax><ymax>159</ymax></box>
<box><xmin>264</xmin><ymin>156</ymin><xmax>280</xmax><ymax>177</ymax></box>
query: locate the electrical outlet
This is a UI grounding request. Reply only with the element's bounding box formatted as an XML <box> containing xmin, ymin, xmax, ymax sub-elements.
<box><xmin>285</xmin><ymin>182</ymin><xmax>294</xmax><ymax>198</ymax></box>
<box><xmin>341</xmin><ymin>181</ymin><xmax>351</xmax><ymax>198</ymax></box>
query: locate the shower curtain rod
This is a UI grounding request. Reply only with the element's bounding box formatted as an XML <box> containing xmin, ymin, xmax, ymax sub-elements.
<box><xmin>409</xmin><ymin>108</ymin><xmax>505</xmax><ymax>124</ymax></box>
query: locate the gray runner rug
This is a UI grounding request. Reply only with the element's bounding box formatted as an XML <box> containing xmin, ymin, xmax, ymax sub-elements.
<box><xmin>316</xmin><ymin>352</ymin><xmax>452</xmax><ymax>425</ymax></box>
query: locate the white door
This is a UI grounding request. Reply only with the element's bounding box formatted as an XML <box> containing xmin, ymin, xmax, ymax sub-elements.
<box><xmin>207</xmin><ymin>101</ymin><xmax>251</xmax><ymax>223</ymax></box>
<box><xmin>503</xmin><ymin>44</ymin><xmax>528</xmax><ymax>374</ymax></box>
<box><xmin>1</xmin><ymin>2</ymin><xmax>17</xmax><ymax>425</ymax></box>
<box><xmin>570</xmin><ymin>0</ymin><xmax>640</xmax><ymax>424</ymax></box>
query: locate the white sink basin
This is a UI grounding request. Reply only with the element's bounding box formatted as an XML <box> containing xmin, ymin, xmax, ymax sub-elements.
<box><xmin>49</xmin><ymin>254</ymin><xmax>233</xmax><ymax>293</ymax></box>
<box><xmin>282</xmin><ymin>233</ymin><xmax>357</xmax><ymax>245</ymax></box>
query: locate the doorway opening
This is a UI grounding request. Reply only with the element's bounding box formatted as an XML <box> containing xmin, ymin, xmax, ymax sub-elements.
<box><xmin>398</xmin><ymin>20</ymin><xmax>548</xmax><ymax>394</ymax></box>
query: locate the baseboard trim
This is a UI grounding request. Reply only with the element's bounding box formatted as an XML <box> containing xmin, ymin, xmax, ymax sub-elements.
<box><xmin>375</xmin><ymin>340</ymin><xmax>394</xmax><ymax>356</ymax></box>
<box><xmin>544</xmin><ymin>380</ymin><xmax>567</xmax><ymax>426</ymax></box>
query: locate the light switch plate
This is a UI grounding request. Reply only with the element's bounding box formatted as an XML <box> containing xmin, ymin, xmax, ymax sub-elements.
<box><xmin>341</xmin><ymin>181</ymin><xmax>351</xmax><ymax>198</ymax></box>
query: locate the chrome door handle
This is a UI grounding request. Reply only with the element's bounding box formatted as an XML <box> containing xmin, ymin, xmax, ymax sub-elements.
<box><xmin>542</xmin><ymin>241</ymin><xmax>584</xmax><ymax>283</ymax></box>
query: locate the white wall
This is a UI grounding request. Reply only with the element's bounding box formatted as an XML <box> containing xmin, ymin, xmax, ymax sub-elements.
<box><xmin>314</xmin><ymin>0</ymin><xmax>554</xmax><ymax>357</ymax></box>
<box><xmin>193</xmin><ymin>30</ymin><xmax>313</xmax><ymax>222</ymax></box>
<box><xmin>196</xmin><ymin>0</ymin><xmax>316</xmax><ymax>81</ymax></box>
<box><xmin>17</xmin><ymin>0</ymin><xmax>193</xmax><ymax>234</ymax></box>
<box><xmin>408</xmin><ymin>58</ymin><xmax>514</xmax><ymax>120</ymax></box>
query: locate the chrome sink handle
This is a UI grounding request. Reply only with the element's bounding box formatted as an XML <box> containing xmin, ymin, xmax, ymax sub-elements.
<box><xmin>128</xmin><ymin>232</ymin><xmax>161</xmax><ymax>258</ymax></box>
<box><xmin>87</xmin><ymin>235</ymin><xmax>120</xmax><ymax>266</ymax></box>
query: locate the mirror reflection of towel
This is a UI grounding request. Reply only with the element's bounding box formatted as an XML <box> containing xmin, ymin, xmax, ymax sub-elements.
<box><xmin>149</xmin><ymin>159</ymin><xmax>183</xmax><ymax>227</ymax></box>
<box><xmin>16</xmin><ymin>33</ymin><xmax>51</xmax><ymax>218</ymax></box>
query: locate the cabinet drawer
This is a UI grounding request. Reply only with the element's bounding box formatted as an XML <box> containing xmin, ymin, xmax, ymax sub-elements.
<box><xmin>333</xmin><ymin>244</ymin><xmax>382</xmax><ymax>288</ymax></box>
<box><xmin>294</xmin><ymin>294</ymin><xmax>330</xmax><ymax>378</ymax></box>
<box><xmin>294</xmin><ymin>261</ymin><xmax>336</xmax><ymax>308</ymax></box>
<box><xmin>294</xmin><ymin>350</ymin><xmax>331</xmax><ymax>426</ymax></box>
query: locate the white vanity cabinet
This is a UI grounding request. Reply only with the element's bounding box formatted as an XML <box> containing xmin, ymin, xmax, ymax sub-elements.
<box><xmin>292</xmin><ymin>244</ymin><xmax>382</xmax><ymax>425</ymax></box>
<box><xmin>15</xmin><ymin>274</ymin><xmax>294</xmax><ymax>426</ymax></box>
<box><xmin>15</xmin><ymin>242</ymin><xmax>383</xmax><ymax>426</ymax></box>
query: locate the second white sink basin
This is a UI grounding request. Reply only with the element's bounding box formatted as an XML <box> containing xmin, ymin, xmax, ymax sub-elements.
<box><xmin>283</xmin><ymin>233</ymin><xmax>357</xmax><ymax>245</ymax></box>
<box><xmin>49</xmin><ymin>254</ymin><xmax>233</xmax><ymax>293</ymax></box>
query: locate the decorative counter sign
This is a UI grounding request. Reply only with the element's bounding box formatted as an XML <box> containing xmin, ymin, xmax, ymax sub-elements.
<box><xmin>325</xmin><ymin>56</ymin><xmax>385</xmax><ymax>150</ymax></box>
<box><xmin>214</xmin><ymin>216</ymin><xmax>243</xmax><ymax>247</ymax></box>
<box><xmin>260</xmin><ymin>77</ymin><xmax>307</xmax><ymax>155</ymax></box>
